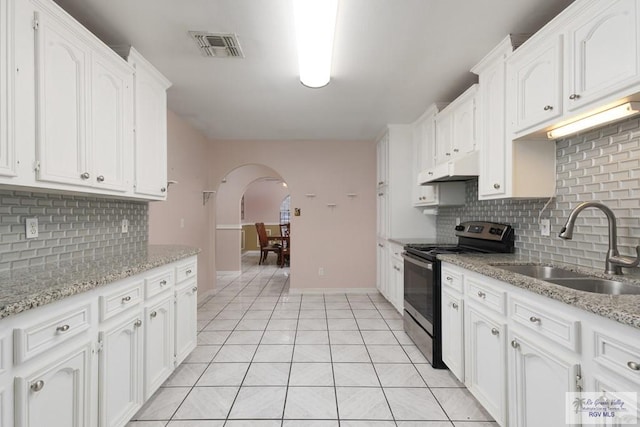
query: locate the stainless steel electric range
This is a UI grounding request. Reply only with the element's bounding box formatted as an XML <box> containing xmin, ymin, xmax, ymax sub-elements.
<box><xmin>402</xmin><ymin>221</ymin><xmax>514</xmax><ymax>369</ymax></box>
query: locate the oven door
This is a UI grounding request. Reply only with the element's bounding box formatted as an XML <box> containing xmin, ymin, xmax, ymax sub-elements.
<box><xmin>402</xmin><ymin>253</ymin><xmax>434</xmax><ymax>334</ymax></box>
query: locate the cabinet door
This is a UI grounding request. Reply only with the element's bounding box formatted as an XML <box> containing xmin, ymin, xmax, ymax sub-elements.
<box><xmin>0</xmin><ymin>0</ymin><xmax>16</xmax><ymax>178</ymax></box>
<box><xmin>434</xmin><ymin>112</ymin><xmax>452</xmax><ymax>165</ymax></box>
<box><xmin>133</xmin><ymin>66</ymin><xmax>167</xmax><ymax>198</ymax></box>
<box><xmin>508</xmin><ymin>35</ymin><xmax>563</xmax><ymax>134</ymax></box>
<box><xmin>441</xmin><ymin>289</ymin><xmax>464</xmax><ymax>382</ymax></box>
<box><xmin>376</xmin><ymin>187</ymin><xmax>388</xmax><ymax>238</ymax></box>
<box><xmin>14</xmin><ymin>344</ymin><xmax>92</xmax><ymax>427</ymax></box>
<box><xmin>509</xmin><ymin>331</ymin><xmax>580</xmax><ymax>427</ymax></box>
<box><xmin>389</xmin><ymin>258</ymin><xmax>404</xmax><ymax>312</ymax></box>
<box><xmin>566</xmin><ymin>0</ymin><xmax>640</xmax><ymax>112</ymax></box>
<box><xmin>91</xmin><ymin>53</ymin><xmax>132</xmax><ymax>192</ymax></box>
<box><xmin>451</xmin><ymin>94</ymin><xmax>476</xmax><ymax>157</ymax></box>
<box><xmin>34</xmin><ymin>9</ymin><xmax>90</xmax><ymax>187</ymax></box>
<box><xmin>376</xmin><ymin>241</ymin><xmax>388</xmax><ymax>298</ymax></box>
<box><xmin>144</xmin><ymin>296</ymin><xmax>174</xmax><ymax>400</ymax></box>
<box><xmin>175</xmin><ymin>282</ymin><xmax>197</xmax><ymax>365</ymax></box>
<box><xmin>478</xmin><ymin>59</ymin><xmax>507</xmax><ymax>198</ymax></box>
<box><xmin>376</xmin><ymin>132</ymin><xmax>389</xmax><ymax>186</ymax></box>
<box><xmin>465</xmin><ymin>304</ymin><xmax>506</xmax><ymax>425</ymax></box>
<box><xmin>99</xmin><ymin>313</ymin><xmax>143</xmax><ymax>427</ymax></box>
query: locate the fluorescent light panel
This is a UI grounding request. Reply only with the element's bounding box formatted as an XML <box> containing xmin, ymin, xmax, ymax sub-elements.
<box><xmin>547</xmin><ymin>102</ymin><xmax>640</xmax><ymax>139</ymax></box>
<box><xmin>293</xmin><ymin>0</ymin><xmax>338</xmax><ymax>88</ymax></box>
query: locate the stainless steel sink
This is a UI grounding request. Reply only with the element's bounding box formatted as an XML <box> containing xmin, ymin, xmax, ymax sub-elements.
<box><xmin>494</xmin><ymin>264</ymin><xmax>640</xmax><ymax>295</ymax></box>
<box><xmin>496</xmin><ymin>264</ymin><xmax>589</xmax><ymax>279</ymax></box>
<box><xmin>544</xmin><ymin>278</ymin><xmax>640</xmax><ymax>295</ymax></box>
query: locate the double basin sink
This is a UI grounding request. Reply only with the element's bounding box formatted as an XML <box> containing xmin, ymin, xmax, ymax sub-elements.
<box><xmin>494</xmin><ymin>264</ymin><xmax>640</xmax><ymax>295</ymax></box>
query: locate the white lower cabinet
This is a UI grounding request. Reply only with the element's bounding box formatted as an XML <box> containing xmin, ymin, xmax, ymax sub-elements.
<box><xmin>143</xmin><ymin>295</ymin><xmax>174</xmax><ymax>400</ymax></box>
<box><xmin>14</xmin><ymin>343</ymin><xmax>92</xmax><ymax>427</ymax></box>
<box><xmin>98</xmin><ymin>311</ymin><xmax>143</xmax><ymax>427</ymax></box>
<box><xmin>465</xmin><ymin>303</ymin><xmax>507</xmax><ymax>425</ymax></box>
<box><xmin>175</xmin><ymin>280</ymin><xmax>197</xmax><ymax>366</ymax></box>
<box><xmin>508</xmin><ymin>331</ymin><xmax>580</xmax><ymax>427</ymax></box>
<box><xmin>441</xmin><ymin>288</ymin><xmax>464</xmax><ymax>382</ymax></box>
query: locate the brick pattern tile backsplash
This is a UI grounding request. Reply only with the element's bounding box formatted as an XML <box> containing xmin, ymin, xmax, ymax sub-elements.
<box><xmin>437</xmin><ymin>116</ymin><xmax>640</xmax><ymax>271</ymax></box>
<box><xmin>0</xmin><ymin>191</ymin><xmax>147</xmax><ymax>271</ymax></box>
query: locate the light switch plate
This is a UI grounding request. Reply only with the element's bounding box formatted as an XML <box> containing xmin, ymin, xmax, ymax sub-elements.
<box><xmin>25</xmin><ymin>218</ymin><xmax>38</xmax><ymax>239</ymax></box>
<box><xmin>540</xmin><ymin>218</ymin><xmax>550</xmax><ymax>237</ymax></box>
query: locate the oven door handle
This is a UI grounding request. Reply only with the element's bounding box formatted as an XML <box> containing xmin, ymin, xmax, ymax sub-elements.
<box><xmin>401</xmin><ymin>253</ymin><xmax>433</xmax><ymax>270</ymax></box>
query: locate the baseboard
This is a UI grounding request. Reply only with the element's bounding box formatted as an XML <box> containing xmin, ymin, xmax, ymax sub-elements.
<box><xmin>288</xmin><ymin>287</ymin><xmax>379</xmax><ymax>295</ymax></box>
<box><xmin>242</xmin><ymin>251</ymin><xmax>260</xmax><ymax>256</ymax></box>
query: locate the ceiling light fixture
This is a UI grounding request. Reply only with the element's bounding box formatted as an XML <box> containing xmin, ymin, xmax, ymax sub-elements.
<box><xmin>547</xmin><ymin>102</ymin><xmax>640</xmax><ymax>139</ymax></box>
<box><xmin>293</xmin><ymin>0</ymin><xmax>338</xmax><ymax>88</ymax></box>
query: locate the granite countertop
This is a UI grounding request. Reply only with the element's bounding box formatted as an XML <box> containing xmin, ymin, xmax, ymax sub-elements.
<box><xmin>387</xmin><ymin>238</ymin><xmax>443</xmax><ymax>246</ymax></box>
<box><xmin>0</xmin><ymin>244</ymin><xmax>200</xmax><ymax>319</ymax></box>
<box><xmin>438</xmin><ymin>253</ymin><xmax>640</xmax><ymax>329</ymax></box>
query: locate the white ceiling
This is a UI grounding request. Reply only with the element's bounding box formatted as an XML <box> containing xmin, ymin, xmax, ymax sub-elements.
<box><xmin>53</xmin><ymin>0</ymin><xmax>574</xmax><ymax>141</ymax></box>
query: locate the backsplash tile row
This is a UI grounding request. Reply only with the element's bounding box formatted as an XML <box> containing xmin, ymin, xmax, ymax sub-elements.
<box><xmin>437</xmin><ymin>116</ymin><xmax>640</xmax><ymax>271</ymax></box>
<box><xmin>0</xmin><ymin>191</ymin><xmax>148</xmax><ymax>272</ymax></box>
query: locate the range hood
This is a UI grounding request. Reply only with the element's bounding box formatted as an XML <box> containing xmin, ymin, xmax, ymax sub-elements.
<box><xmin>418</xmin><ymin>151</ymin><xmax>479</xmax><ymax>184</ymax></box>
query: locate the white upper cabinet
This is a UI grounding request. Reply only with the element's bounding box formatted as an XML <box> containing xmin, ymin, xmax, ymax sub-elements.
<box><xmin>565</xmin><ymin>0</ymin><xmax>640</xmax><ymax>112</ymax></box>
<box><xmin>434</xmin><ymin>109</ymin><xmax>453</xmax><ymax>165</ymax></box>
<box><xmin>451</xmin><ymin>86</ymin><xmax>477</xmax><ymax>157</ymax></box>
<box><xmin>126</xmin><ymin>48</ymin><xmax>171</xmax><ymax>200</ymax></box>
<box><xmin>0</xmin><ymin>0</ymin><xmax>16</xmax><ymax>178</ymax></box>
<box><xmin>507</xmin><ymin>35</ymin><xmax>563</xmax><ymax>135</ymax></box>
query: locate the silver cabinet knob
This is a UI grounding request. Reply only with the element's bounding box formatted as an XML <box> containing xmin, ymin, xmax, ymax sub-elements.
<box><xmin>378</xmin><ymin>192</ymin><xmax>384</xmax><ymax>197</ymax></box>
<box><xmin>453</xmin><ymin>148</ymin><xmax>459</xmax><ymax>153</ymax></box>
<box><xmin>56</xmin><ymin>324</ymin><xmax>70</xmax><ymax>333</ymax></box>
<box><xmin>134</xmin><ymin>319</ymin><xmax>142</xmax><ymax>327</ymax></box>
<box><xmin>491</xmin><ymin>328</ymin><xmax>499</xmax><ymax>336</ymax></box>
<box><xmin>160</xmin><ymin>280</ymin><xmax>167</xmax><ymax>286</ymax></box>
<box><xmin>428</xmin><ymin>171</ymin><xmax>433</xmax><ymax>175</ymax></box>
<box><xmin>96</xmin><ymin>175</ymin><xmax>105</xmax><ymax>182</ymax></box>
<box><xmin>569</xmin><ymin>94</ymin><xmax>580</xmax><ymax>100</ymax></box>
<box><xmin>543</xmin><ymin>105</ymin><xmax>553</xmax><ymax>111</ymax></box>
<box><xmin>192</xmin><ymin>286</ymin><xmax>198</xmax><ymax>293</ymax></box>
<box><xmin>477</xmin><ymin>291</ymin><xmax>486</xmax><ymax>299</ymax></box>
<box><xmin>378</xmin><ymin>243</ymin><xmax>384</xmax><ymax>248</ymax></box>
<box><xmin>493</xmin><ymin>183</ymin><xmax>501</xmax><ymax>189</ymax></box>
<box><xmin>122</xmin><ymin>296</ymin><xmax>132</xmax><ymax>303</ymax></box>
<box><xmin>378</xmin><ymin>181</ymin><xmax>384</xmax><ymax>185</ymax></box>
<box><xmin>161</xmin><ymin>187</ymin><xmax>167</xmax><ymax>193</ymax></box>
<box><xmin>445</xmin><ymin>152</ymin><xmax>451</xmax><ymax>156</ymax></box>
<box><xmin>446</xmin><ymin>276</ymin><xmax>453</xmax><ymax>281</ymax></box>
<box><xmin>511</xmin><ymin>339</ymin><xmax>519</xmax><ymax>349</ymax></box>
<box><xmin>628</xmin><ymin>361</ymin><xmax>640</xmax><ymax>371</ymax></box>
<box><xmin>186</xmin><ymin>269</ymin><xmax>192</xmax><ymax>275</ymax></box>
<box><xmin>529</xmin><ymin>316</ymin><xmax>541</xmax><ymax>323</ymax></box>
<box><xmin>451</xmin><ymin>302</ymin><xmax>459</xmax><ymax>310</ymax></box>
<box><xmin>31</xmin><ymin>380</ymin><xmax>45</xmax><ymax>392</ymax></box>
<box><xmin>80</xmin><ymin>172</ymin><xmax>90</xmax><ymax>180</ymax></box>
<box><xmin>150</xmin><ymin>311</ymin><xmax>157</xmax><ymax>318</ymax></box>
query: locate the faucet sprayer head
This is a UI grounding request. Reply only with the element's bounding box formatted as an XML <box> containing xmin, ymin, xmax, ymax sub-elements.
<box><xmin>558</xmin><ymin>225</ymin><xmax>572</xmax><ymax>239</ymax></box>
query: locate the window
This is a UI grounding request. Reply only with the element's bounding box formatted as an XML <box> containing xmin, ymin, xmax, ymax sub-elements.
<box><xmin>280</xmin><ymin>195</ymin><xmax>291</xmax><ymax>223</ymax></box>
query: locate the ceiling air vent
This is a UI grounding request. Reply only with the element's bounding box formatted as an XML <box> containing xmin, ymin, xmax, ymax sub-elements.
<box><xmin>189</xmin><ymin>31</ymin><xmax>244</xmax><ymax>58</ymax></box>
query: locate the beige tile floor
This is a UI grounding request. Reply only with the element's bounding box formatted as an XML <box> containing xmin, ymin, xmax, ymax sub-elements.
<box><xmin>127</xmin><ymin>254</ymin><xmax>496</xmax><ymax>427</ymax></box>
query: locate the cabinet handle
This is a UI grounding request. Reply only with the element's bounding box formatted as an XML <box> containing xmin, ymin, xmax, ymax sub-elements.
<box><xmin>160</xmin><ymin>280</ymin><xmax>167</xmax><ymax>286</ymax></box>
<box><xmin>378</xmin><ymin>193</ymin><xmax>384</xmax><ymax>196</ymax></box>
<box><xmin>491</xmin><ymin>328</ymin><xmax>499</xmax><ymax>336</ymax></box>
<box><xmin>569</xmin><ymin>94</ymin><xmax>580</xmax><ymax>100</ymax></box>
<box><xmin>186</xmin><ymin>269</ymin><xmax>192</xmax><ymax>275</ymax></box>
<box><xmin>428</xmin><ymin>171</ymin><xmax>433</xmax><ymax>175</ymax></box>
<box><xmin>56</xmin><ymin>324</ymin><xmax>70</xmax><ymax>333</ymax></box>
<box><xmin>511</xmin><ymin>339</ymin><xmax>519</xmax><ymax>349</ymax></box>
<box><xmin>445</xmin><ymin>152</ymin><xmax>451</xmax><ymax>156</ymax></box>
<box><xmin>477</xmin><ymin>291</ymin><xmax>486</xmax><ymax>299</ymax></box>
<box><xmin>493</xmin><ymin>183</ymin><xmax>501</xmax><ymax>189</ymax></box>
<box><xmin>31</xmin><ymin>380</ymin><xmax>45</xmax><ymax>392</ymax></box>
<box><xmin>96</xmin><ymin>175</ymin><xmax>105</xmax><ymax>182</ymax></box>
<box><xmin>453</xmin><ymin>148</ymin><xmax>459</xmax><ymax>153</ymax></box>
<box><xmin>378</xmin><ymin>181</ymin><xmax>384</xmax><ymax>185</ymax></box>
<box><xmin>627</xmin><ymin>361</ymin><xmax>640</xmax><ymax>371</ymax></box>
<box><xmin>134</xmin><ymin>319</ymin><xmax>142</xmax><ymax>327</ymax></box>
<box><xmin>150</xmin><ymin>311</ymin><xmax>157</xmax><ymax>318</ymax></box>
<box><xmin>192</xmin><ymin>286</ymin><xmax>198</xmax><ymax>293</ymax></box>
<box><xmin>161</xmin><ymin>187</ymin><xmax>167</xmax><ymax>193</ymax></box>
<box><xmin>529</xmin><ymin>316</ymin><xmax>541</xmax><ymax>323</ymax></box>
<box><xmin>451</xmin><ymin>302</ymin><xmax>459</xmax><ymax>310</ymax></box>
<box><xmin>378</xmin><ymin>243</ymin><xmax>384</xmax><ymax>248</ymax></box>
<box><xmin>543</xmin><ymin>105</ymin><xmax>553</xmax><ymax>111</ymax></box>
<box><xmin>446</xmin><ymin>276</ymin><xmax>453</xmax><ymax>281</ymax></box>
<box><xmin>80</xmin><ymin>172</ymin><xmax>90</xmax><ymax>180</ymax></box>
<box><xmin>122</xmin><ymin>296</ymin><xmax>132</xmax><ymax>303</ymax></box>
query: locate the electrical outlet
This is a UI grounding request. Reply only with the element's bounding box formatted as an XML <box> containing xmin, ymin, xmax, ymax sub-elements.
<box><xmin>121</xmin><ymin>219</ymin><xmax>129</xmax><ymax>233</ymax></box>
<box><xmin>25</xmin><ymin>218</ymin><xmax>38</xmax><ymax>239</ymax></box>
<box><xmin>540</xmin><ymin>218</ymin><xmax>550</xmax><ymax>237</ymax></box>
<box><xmin>318</xmin><ymin>267</ymin><xmax>324</xmax><ymax>276</ymax></box>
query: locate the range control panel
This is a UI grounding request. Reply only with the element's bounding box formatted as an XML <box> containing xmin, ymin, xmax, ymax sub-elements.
<box><xmin>454</xmin><ymin>221</ymin><xmax>512</xmax><ymax>242</ymax></box>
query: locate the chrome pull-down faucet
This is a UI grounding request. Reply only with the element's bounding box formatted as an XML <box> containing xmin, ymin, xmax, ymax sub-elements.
<box><xmin>558</xmin><ymin>201</ymin><xmax>640</xmax><ymax>275</ymax></box>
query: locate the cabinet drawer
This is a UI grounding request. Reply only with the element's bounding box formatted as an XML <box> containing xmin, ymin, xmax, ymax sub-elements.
<box><xmin>442</xmin><ymin>267</ymin><xmax>463</xmax><ymax>293</ymax></box>
<box><xmin>593</xmin><ymin>332</ymin><xmax>640</xmax><ymax>385</ymax></box>
<box><xmin>99</xmin><ymin>281</ymin><xmax>143</xmax><ymax>321</ymax></box>
<box><xmin>510</xmin><ymin>296</ymin><xmax>580</xmax><ymax>352</ymax></box>
<box><xmin>14</xmin><ymin>304</ymin><xmax>92</xmax><ymax>364</ymax></box>
<box><xmin>145</xmin><ymin>268</ymin><xmax>174</xmax><ymax>299</ymax></box>
<box><xmin>176</xmin><ymin>260</ymin><xmax>197</xmax><ymax>283</ymax></box>
<box><xmin>465</xmin><ymin>278</ymin><xmax>506</xmax><ymax>315</ymax></box>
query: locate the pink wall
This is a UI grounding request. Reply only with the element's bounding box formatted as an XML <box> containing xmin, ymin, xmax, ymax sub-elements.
<box><xmin>149</xmin><ymin>111</ymin><xmax>214</xmax><ymax>294</ymax></box>
<box><xmin>208</xmin><ymin>139</ymin><xmax>377</xmax><ymax>291</ymax></box>
<box><xmin>243</xmin><ymin>180</ymin><xmax>290</xmax><ymax>224</ymax></box>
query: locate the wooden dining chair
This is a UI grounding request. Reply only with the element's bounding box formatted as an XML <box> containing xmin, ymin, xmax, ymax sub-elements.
<box><xmin>278</xmin><ymin>222</ymin><xmax>290</xmax><ymax>267</ymax></box>
<box><xmin>255</xmin><ymin>222</ymin><xmax>282</xmax><ymax>265</ymax></box>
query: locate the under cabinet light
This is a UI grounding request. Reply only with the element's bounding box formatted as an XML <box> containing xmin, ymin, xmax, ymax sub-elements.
<box><xmin>293</xmin><ymin>0</ymin><xmax>338</xmax><ymax>88</ymax></box>
<box><xmin>547</xmin><ymin>102</ymin><xmax>640</xmax><ymax>139</ymax></box>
